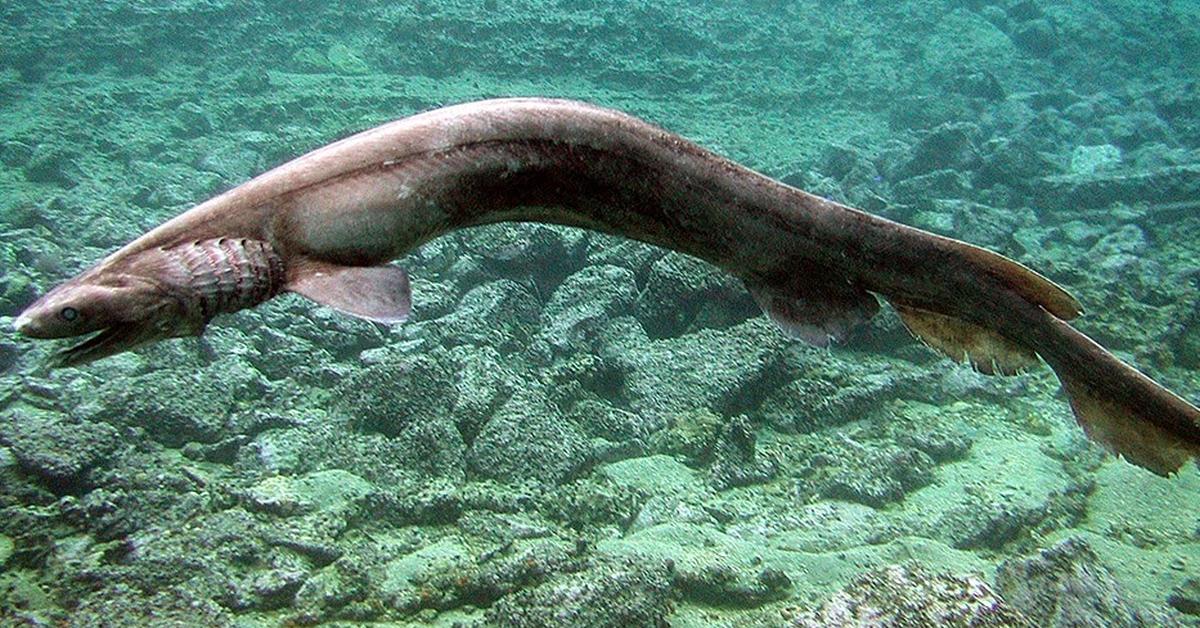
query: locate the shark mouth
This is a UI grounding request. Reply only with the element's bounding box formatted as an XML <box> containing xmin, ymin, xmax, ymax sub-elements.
<box><xmin>53</xmin><ymin>324</ymin><xmax>154</xmax><ymax>368</ymax></box>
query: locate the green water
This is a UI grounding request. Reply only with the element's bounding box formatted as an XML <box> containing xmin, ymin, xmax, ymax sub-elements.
<box><xmin>1</xmin><ymin>1</ymin><xmax>1198</xmax><ymax>625</ymax></box>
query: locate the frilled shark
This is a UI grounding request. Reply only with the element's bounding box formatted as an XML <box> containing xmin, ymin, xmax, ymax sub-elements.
<box><xmin>12</xmin><ymin>98</ymin><xmax>1200</xmax><ymax>475</ymax></box>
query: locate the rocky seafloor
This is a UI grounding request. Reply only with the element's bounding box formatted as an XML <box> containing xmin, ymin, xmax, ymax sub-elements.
<box><xmin>1</xmin><ymin>0</ymin><xmax>1199</xmax><ymax>625</ymax></box>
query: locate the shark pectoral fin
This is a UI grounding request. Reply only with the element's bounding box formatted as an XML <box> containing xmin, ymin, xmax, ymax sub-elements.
<box><xmin>891</xmin><ymin>302</ymin><xmax>1038</xmax><ymax>376</ymax></box>
<box><xmin>287</xmin><ymin>260</ymin><xmax>412</xmax><ymax>324</ymax></box>
<box><xmin>747</xmin><ymin>271</ymin><xmax>880</xmax><ymax>348</ymax></box>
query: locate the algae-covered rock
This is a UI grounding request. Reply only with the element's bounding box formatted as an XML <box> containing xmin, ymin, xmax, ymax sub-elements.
<box><xmin>605</xmin><ymin>317</ymin><xmax>789</xmax><ymax>419</ymax></box>
<box><xmin>241</xmin><ymin>469</ymin><xmax>371</xmax><ymax>517</ymax></box>
<box><xmin>464</xmin><ymin>223</ymin><xmax>579</xmax><ymax>292</ymax></box>
<box><xmin>801</xmin><ymin>443</ymin><xmax>935</xmax><ymax>508</ymax></box>
<box><xmin>1031</xmin><ymin>164</ymin><xmax>1200</xmax><ymax>211</ymax></box>
<box><xmin>1070</xmin><ymin>144</ymin><xmax>1122</xmax><ymax>175</ymax></box>
<box><xmin>379</xmin><ymin>538</ymin><xmax>473</xmax><ymax>609</ymax></box>
<box><xmin>544</xmin><ymin>475</ymin><xmax>645</xmax><ymax>531</ymax></box>
<box><xmin>384</xmin><ymin>536</ymin><xmax>576</xmax><ymax>615</ymax></box>
<box><xmin>637</xmin><ymin>251</ymin><xmax>744</xmax><ymax>337</ymax></box>
<box><xmin>382</xmin><ymin>417</ymin><xmax>468</xmax><ymax>484</ymax></box>
<box><xmin>709</xmin><ymin>414</ymin><xmax>778</xmax><ymax>490</ymax></box>
<box><xmin>241</xmin><ymin>427</ymin><xmax>315</xmax><ymax>475</ymax></box>
<box><xmin>23</xmin><ymin>145</ymin><xmax>80</xmax><ymax>188</ymax></box>
<box><xmin>486</xmin><ymin>558</ymin><xmax>674</xmax><ymax>627</ymax></box>
<box><xmin>649</xmin><ymin>408</ymin><xmax>725</xmax><ymax>467</ymax></box>
<box><xmin>794</xmin><ymin>563</ymin><xmax>1030</xmax><ymax>627</ymax></box>
<box><xmin>600</xmin><ymin>454</ymin><xmax>699</xmax><ymax>496</ymax></box>
<box><xmin>585</xmin><ymin>235</ymin><xmax>665</xmax><ymax>278</ymax></box>
<box><xmin>937</xmin><ymin>494</ymin><xmax>1047</xmax><ymax>551</ymax></box>
<box><xmin>426</xmin><ymin>279</ymin><xmax>541</xmax><ymax>351</ymax></box>
<box><xmin>1012</xmin><ymin>19</ymin><xmax>1057</xmax><ymax>57</ymax></box>
<box><xmin>469</xmin><ymin>387</ymin><xmax>590</xmax><ymax>484</ymax></box>
<box><xmin>568</xmin><ymin>398</ymin><xmax>652</xmax><ymax>443</ymax></box>
<box><xmin>449</xmin><ymin>345</ymin><xmax>517</xmax><ymax>444</ymax></box>
<box><xmin>541</xmin><ymin>353</ymin><xmax>628</xmax><ymax>409</ymax></box>
<box><xmin>675</xmin><ymin>561</ymin><xmax>793</xmax><ymax>608</ymax></box>
<box><xmin>891</xmin><ymin>169</ymin><xmax>973</xmax><ymax>204</ymax></box>
<box><xmin>538</xmin><ymin>264</ymin><xmax>637</xmax><ymax>356</ymax></box>
<box><xmin>976</xmin><ymin>135</ymin><xmax>1061</xmax><ymax>189</ymax></box>
<box><xmin>172</xmin><ymin>101</ymin><xmax>214</xmax><ymax>137</ymax></box>
<box><xmin>78</xmin><ymin>364</ymin><xmax>255</xmax><ymax>446</ymax></box>
<box><xmin>1169</xmin><ymin>577</ymin><xmax>1200</xmax><ymax>617</ymax></box>
<box><xmin>327</xmin><ymin>42</ymin><xmax>370</xmax><ymax>74</ymax></box>
<box><xmin>264</xmin><ymin>298</ymin><xmax>387</xmax><ymax>361</ymax></box>
<box><xmin>292</xmin><ymin>557</ymin><xmax>371</xmax><ymax>623</ymax></box>
<box><xmin>627</xmin><ymin>493</ymin><xmax>718</xmax><ymax>534</ymax></box>
<box><xmin>333</xmin><ymin>349</ymin><xmax>456</xmax><ymax>437</ymax></box>
<box><xmin>995</xmin><ymin>538</ymin><xmax>1184</xmax><ymax>627</ymax></box>
<box><xmin>597</xmin><ymin>455</ymin><xmax>714</xmax><ymax>532</ymax></box>
<box><xmin>896</xmin><ymin>122</ymin><xmax>981</xmax><ymax>179</ymax></box>
<box><xmin>760</xmin><ymin>351</ymin><xmax>937</xmax><ymax>434</ymax></box>
<box><xmin>60</xmin><ymin>507</ymin><xmax>280</xmax><ymax>620</ymax></box>
<box><xmin>1104</xmin><ymin>109</ymin><xmax>1172</xmax><ymax>150</ymax></box>
<box><xmin>0</xmin><ymin>407</ymin><xmax>121</xmax><ymax>486</ymax></box>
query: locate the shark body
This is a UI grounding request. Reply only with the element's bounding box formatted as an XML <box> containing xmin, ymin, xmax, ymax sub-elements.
<box><xmin>14</xmin><ymin>98</ymin><xmax>1200</xmax><ymax>474</ymax></box>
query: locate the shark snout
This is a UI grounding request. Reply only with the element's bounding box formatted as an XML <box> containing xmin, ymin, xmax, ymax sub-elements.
<box><xmin>11</xmin><ymin>304</ymin><xmax>59</xmax><ymax>338</ymax></box>
<box><xmin>12</xmin><ymin>311</ymin><xmax>33</xmax><ymax>336</ymax></box>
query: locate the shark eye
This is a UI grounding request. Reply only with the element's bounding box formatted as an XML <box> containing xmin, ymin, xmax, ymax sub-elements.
<box><xmin>59</xmin><ymin>306</ymin><xmax>80</xmax><ymax>322</ymax></box>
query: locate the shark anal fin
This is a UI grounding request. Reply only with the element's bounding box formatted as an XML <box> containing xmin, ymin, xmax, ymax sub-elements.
<box><xmin>287</xmin><ymin>260</ymin><xmax>412</xmax><ymax>324</ymax></box>
<box><xmin>747</xmin><ymin>271</ymin><xmax>879</xmax><ymax>347</ymax></box>
<box><xmin>893</xmin><ymin>303</ymin><xmax>1038</xmax><ymax>376</ymax></box>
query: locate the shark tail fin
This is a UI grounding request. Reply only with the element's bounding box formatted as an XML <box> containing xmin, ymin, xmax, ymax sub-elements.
<box><xmin>888</xmin><ymin>295</ymin><xmax>1200</xmax><ymax>476</ymax></box>
<box><xmin>1047</xmin><ymin>317</ymin><xmax>1200</xmax><ymax>476</ymax></box>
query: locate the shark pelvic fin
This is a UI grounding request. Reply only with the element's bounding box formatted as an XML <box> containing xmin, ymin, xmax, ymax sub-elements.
<box><xmin>287</xmin><ymin>259</ymin><xmax>412</xmax><ymax>324</ymax></box>
<box><xmin>747</xmin><ymin>270</ymin><xmax>879</xmax><ymax>347</ymax></box>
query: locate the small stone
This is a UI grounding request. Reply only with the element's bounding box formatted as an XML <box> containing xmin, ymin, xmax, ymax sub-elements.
<box><xmin>1168</xmin><ymin>577</ymin><xmax>1200</xmax><ymax>616</ymax></box>
<box><xmin>1012</xmin><ymin>19</ymin><xmax>1057</xmax><ymax>56</ymax></box>
<box><xmin>1070</xmin><ymin>144</ymin><xmax>1122</xmax><ymax>175</ymax></box>
<box><xmin>174</xmin><ymin>102</ymin><xmax>214</xmax><ymax>138</ymax></box>
<box><xmin>23</xmin><ymin>145</ymin><xmax>79</xmax><ymax>187</ymax></box>
<box><xmin>242</xmin><ymin>470</ymin><xmax>372</xmax><ymax>517</ymax></box>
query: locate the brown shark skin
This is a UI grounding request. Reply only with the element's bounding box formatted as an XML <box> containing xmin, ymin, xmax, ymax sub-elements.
<box><xmin>15</xmin><ymin>98</ymin><xmax>1200</xmax><ymax>473</ymax></box>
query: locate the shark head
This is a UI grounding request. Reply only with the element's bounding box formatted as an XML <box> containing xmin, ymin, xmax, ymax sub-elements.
<box><xmin>14</xmin><ymin>238</ymin><xmax>287</xmax><ymax>367</ymax></box>
<box><xmin>13</xmin><ymin>264</ymin><xmax>198</xmax><ymax>367</ymax></box>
